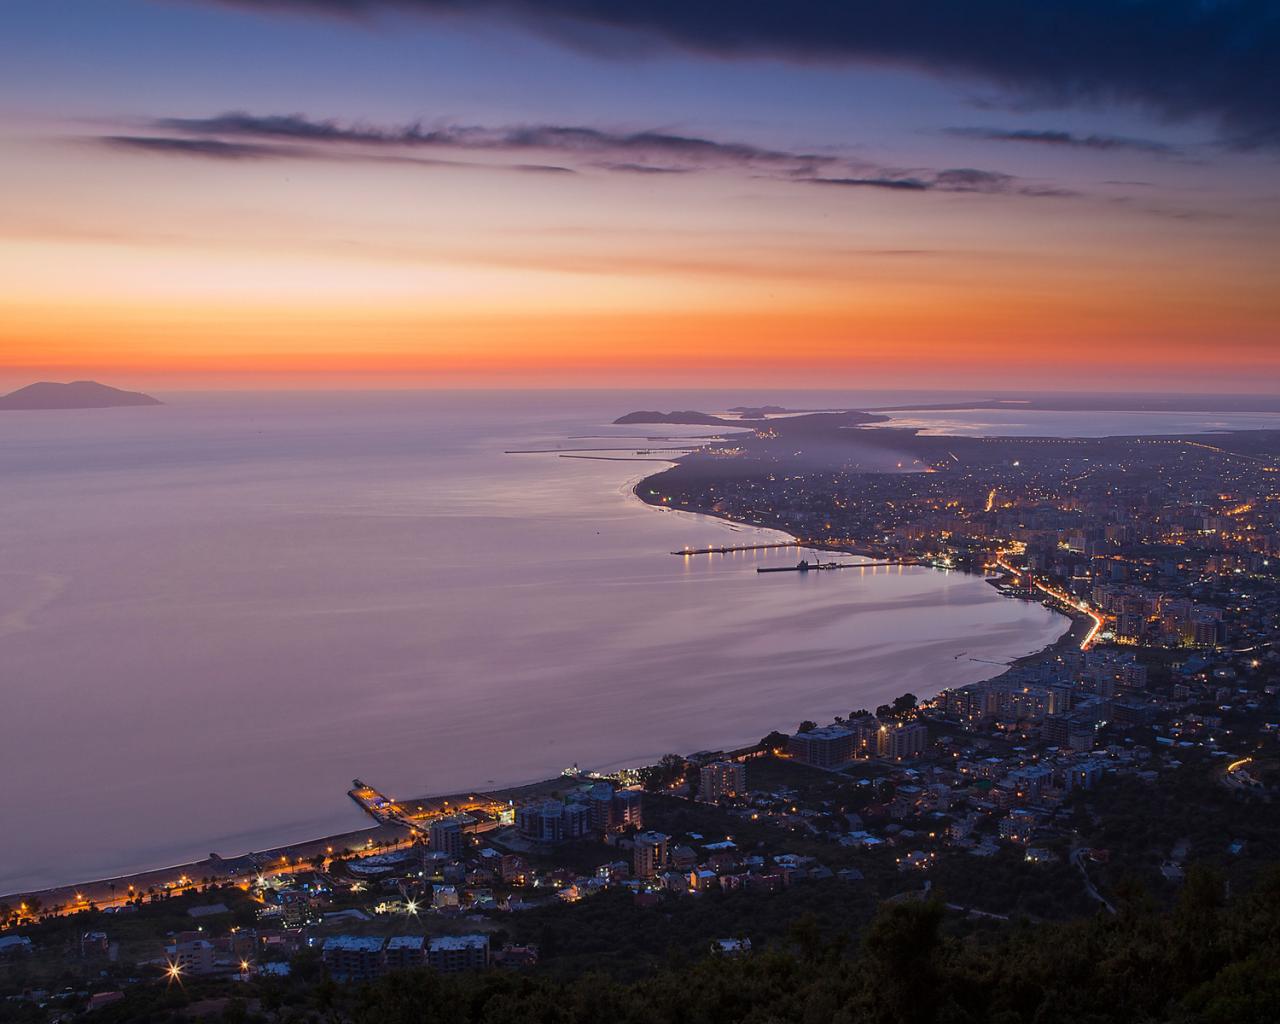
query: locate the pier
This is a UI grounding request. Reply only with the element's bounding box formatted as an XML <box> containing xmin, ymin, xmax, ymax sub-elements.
<box><xmin>671</xmin><ymin>541</ymin><xmax>801</xmax><ymax>555</ymax></box>
<box><xmin>349</xmin><ymin>779</ymin><xmax>507</xmax><ymax>838</ymax></box>
<box><xmin>757</xmin><ymin>559</ymin><xmax>916</xmax><ymax>574</ymax></box>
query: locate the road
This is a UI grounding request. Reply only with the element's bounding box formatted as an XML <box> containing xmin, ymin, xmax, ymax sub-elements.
<box><xmin>1220</xmin><ymin>756</ymin><xmax>1263</xmax><ymax>794</ymax></box>
<box><xmin>1071</xmin><ymin>848</ymin><xmax>1116</xmax><ymax>915</ymax></box>
<box><xmin>6</xmin><ymin>830</ymin><xmax>419</xmax><ymax>924</ymax></box>
<box><xmin>994</xmin><ymin>548</ymin><xmax>1105</xmax><ymax>650</ymax></box>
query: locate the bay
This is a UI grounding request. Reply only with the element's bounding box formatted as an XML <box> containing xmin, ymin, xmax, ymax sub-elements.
<box><xmin>0</xmin><ymin>390</ymin><xmax>1104</xmax><ymax>892</ymax></box>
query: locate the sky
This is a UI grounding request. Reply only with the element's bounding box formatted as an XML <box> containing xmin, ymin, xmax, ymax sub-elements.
<box><xmin>1</xmin><ymin>0</ymin><xmax>1277</xmax><ymax>391</ymax></box>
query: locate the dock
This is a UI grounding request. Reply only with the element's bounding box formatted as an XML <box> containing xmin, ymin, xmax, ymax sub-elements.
<box><xmin>672</xmin><ymin>541</ymin><xmax>801</xmax><ymax>556</ymax></box>
<box><xmin>757</xmin><ymin>559</ymin><xmax>917</xmax><ymax>574</ymax></box>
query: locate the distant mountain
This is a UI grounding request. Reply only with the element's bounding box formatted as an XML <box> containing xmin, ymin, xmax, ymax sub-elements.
<box><xmin>0</xmin><ymin>380</ymin><xmax>162</xmax><ymax>410</ymax></box>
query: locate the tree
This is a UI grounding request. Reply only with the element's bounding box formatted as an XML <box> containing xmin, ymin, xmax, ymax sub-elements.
<box><xmin>798</xmin><ymin>720</ymin><xmax>818</xmax><ymax>734</ymax></box>
<box><xmin>639</xmin><ymin>754</ymin><xmax>688</xmax><ymax>791</ymax></box>
<box><xmin>862</xmin><ymin>899</ymin><xmax>944</xmax><ymax>1024</ymax></box>
<box><xmin>758</xmin><ymin>730</ymin><xmax>789</xmax><ymax>751</ymax></box>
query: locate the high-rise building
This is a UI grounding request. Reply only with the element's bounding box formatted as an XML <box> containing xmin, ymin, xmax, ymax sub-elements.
<box><xmin>1067</xmin><ymin>720</ymin><xmax>1096</xmax><ymax>752</ymax></box>
<box><xmin>1042</xmin><ymin>715</ymin><xmax>1070</xmax><ymax>747</ymax></box>
<box><xmin>321</xmin><ymin>936</ymin><xmax>385</xmax><ymax>982</ymax></box>
<box><xmin>699</xmin><ymin>761</ymin><xmax>746</xmax><ymax>803</ymax></box>
<box><xmin>515</xmin><ymin>799</ymin><xmax>579</xmax><ymax>842</ymax></box>
<box><xmin>429</xmin><ymin>815</ymin><xmax>467</xmax><ymax>859</ymax></box>
<box><xmin>877</xmin><ymin>721</ymin><xmax>928</xmax><ymax>760</ymax></box>
<box><xmin>614</xmin><ymin>788</ymin><xmax>643</xmax><ymax>829</ymax></box>
<box><xmin>1047</xmin><ymin>684</ymin><xmax>1073</xmax><ymax>716</ymax></box>
<box><xmin>562</xmin><ymin>802</ymin><xmax>590</xmax><ymax>838</ymax></box>
<box><xmin>787</xmin><ymin>725</ymin><xmax>854</xmax><ymax>767</ymax></box>
<box><xmin>427</xmin><ymin>935</ymin><xmax>488</xmax><ymax>973</ymax></box>
<box><xmin>383</xmin><ymin>936</ymin><xmax>425</xmax><ymax>972</ymax></box>
<box><xmin>587</xmin><ymin>783</ymin><xmax>616</xmax><ymax>831</ymax></box>
<box><xmin>633</xmin><ymin>831</ymin><xmax>670</xmax><ymax>879</ymax></box>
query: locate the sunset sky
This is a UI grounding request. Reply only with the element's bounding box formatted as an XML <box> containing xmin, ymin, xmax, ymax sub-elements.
<box><xmin>2</xmin><ymin>0</ymin><xmax>1278</xmax><ymax>391</ymax></box>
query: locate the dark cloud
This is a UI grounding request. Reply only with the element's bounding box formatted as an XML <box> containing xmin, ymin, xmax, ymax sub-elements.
<box><xmin>933</xmin><ymin>167</ymin><xmax>1015</xmax><ymax>191</ymax></box>
<box><xmin>207</xmin><ymin>0</ymin><xmax>1280</xmax><ymax>148</ymax></box>
<box><xmin>803</xmin><ymin>167</ymin><xmax>1075</xmax><ymax>198</ymax></box>
<box><xmin>592</xmin><ymin>162</ymin><xmax>691</xmax><ymax>174</ymax></box>
<box><xmin>154</xmin><ymin>113</ymin><xmax>834</xmax><ymax>174</ymax></box>
<box><xmin>946</xmin><ymin>127</ymin><xmax>1182</xmax><ymax>154</ymax></box>
<box><xmin>98</xmin><ymin>110</ymin><xmax>1075</xmax><ymax>198</ymax></box>
<box><xmin>100</xmin><ymin>135</ymin><xmax>285</xmax><ymax>158</ymax></box>
<box><xmin>804</xmin><ymin>176</ymin><xmax>931</xmax><ymax>191</ymax></box>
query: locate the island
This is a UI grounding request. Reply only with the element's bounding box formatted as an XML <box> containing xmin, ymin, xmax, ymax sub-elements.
<box><xmin>612</xmin><ymin>410</ymin><xmax>753</xmax><ymax>427</ymax></box>
<box><xmin>0</xmin><ymin>380</ymin><xmax>162</xmax><ymax>410</ymax></box>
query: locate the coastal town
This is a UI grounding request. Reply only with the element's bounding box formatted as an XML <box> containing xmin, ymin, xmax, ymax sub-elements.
<box><xmin>4</xmin><ymin>411</ymin><xmax>1280</xmax><ymax>1021</ymax></box>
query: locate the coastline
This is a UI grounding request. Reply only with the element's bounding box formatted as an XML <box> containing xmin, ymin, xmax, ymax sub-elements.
<box><xmin>628</xmin><ymin>458</ymin><xmax>1081</xmax><ymax>676</ymax></box>
<box><xmin>4</xmin><ymin>448</ymin><xmax>1074</xmax><ymax>910</ymax></box>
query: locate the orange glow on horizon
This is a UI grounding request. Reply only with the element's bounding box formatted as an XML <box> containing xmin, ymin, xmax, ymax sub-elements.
<box><xmin>2</xmin><ymin>129</ymin><xmax>1277</xmax><ymax>391</ymax></box>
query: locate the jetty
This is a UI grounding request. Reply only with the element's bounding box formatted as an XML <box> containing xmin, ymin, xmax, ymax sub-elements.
<box><xmin>757</xmin><ymin>558</ymin><xmax>917</xmax><ymax>574</ymax></box>
<box><xmin>672</xmin><ymin>541</ymin><xmax>801</xmax><ymax>556</ymax></box>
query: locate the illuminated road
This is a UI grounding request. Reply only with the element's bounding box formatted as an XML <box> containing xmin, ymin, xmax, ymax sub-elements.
<box><xmin>993</xmin><ymin>548</ymin><xmax>1105</xmax><ymax>650</ymax></box>
<box><xmin>1220</xmin><ymin>756</ymin><xmax>1260</xmax><ymax>792</ymax></box>
<box><xmin>7</xmin><ymin>832</ymin><xmax>425</xmax><ymax>924</ymax></box>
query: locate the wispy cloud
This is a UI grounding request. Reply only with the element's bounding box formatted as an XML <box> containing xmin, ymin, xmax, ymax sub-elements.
<box><xmin>804</xmin><ymin>176</ymin><xmax>930</xmax><ymax>191</ymax></box>
<box><xmin>945</xmin><ymin>127</ymin><xmax>1184</xmax><ymax>155</ymax></box>
<box><xmin>101</xmin><ymin>135</ymin><xmax>287</xmax><ymax>159</ymax></box>
<box><xmin>150</xmin><ymin>113</ymin><xmax>837</xmax><ymax>175</ymax></box>
<box><xmin>95</xmin><ymin>110</ymin><xmax>1075</xmax><ymax>199</ymax></box>
<box><xmin>803</xmin><ymin>167</ymin><xmax>1077</xmax><ymax>198</ymax></box>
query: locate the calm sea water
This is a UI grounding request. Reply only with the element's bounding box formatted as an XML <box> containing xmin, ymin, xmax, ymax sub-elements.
<box><xmin>4</xmin><ymin>391</ymin><xmax>1270</xmax><ymax>893</ymax></box>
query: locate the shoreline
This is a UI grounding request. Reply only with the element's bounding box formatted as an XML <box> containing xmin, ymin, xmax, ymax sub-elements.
<box><xmin>628</xmin><ymin>459</ymin><xmax>1081</xmax><ymax>676</ymax></box>
<box><xmin>3</xmin><ymin>449</ymin><xmax>1073</xmax><ymax>910</ymax></box>
<box><xmin>0</xmin><ymin>775</ymin><xmax>579</xmax><ymax>909</ymax></box>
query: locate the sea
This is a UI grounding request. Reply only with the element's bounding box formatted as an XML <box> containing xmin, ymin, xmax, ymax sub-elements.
<box><xmin>3</xmin><ymin>390</ymin><xmax>1275</xmax><ymax>893</ymax></box>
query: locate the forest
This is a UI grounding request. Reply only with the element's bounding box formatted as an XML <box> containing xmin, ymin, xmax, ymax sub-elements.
<box><xmin>20</xmin><ymin>865</ymin><xmax>1277</xmax><ymax>1024</ymax></box>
